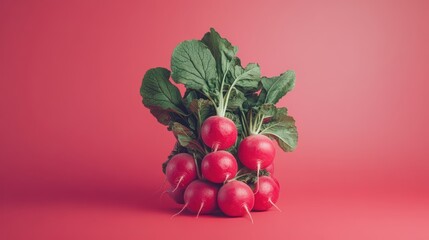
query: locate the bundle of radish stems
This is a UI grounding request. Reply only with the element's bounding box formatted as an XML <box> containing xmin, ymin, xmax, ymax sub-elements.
<box><xmin>140</xmin><ymin>28</ymin><xmax>298</xmax><ymax>222</ymax></box>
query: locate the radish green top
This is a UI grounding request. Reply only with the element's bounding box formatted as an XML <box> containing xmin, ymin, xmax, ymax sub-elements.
<box><xmin>140</xmin><ymin>28</ymin><xmax>298</xmax><ymax>175</ymax></box>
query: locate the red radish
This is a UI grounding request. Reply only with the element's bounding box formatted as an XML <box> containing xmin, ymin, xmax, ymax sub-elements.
<box><xmin>238</xmin><ymin>134</ymin><xmax>276</xmax><ymax>170</ymax></box>
<box><xmin>201</xmin><ymin>116</ymin><xmax>237</xmax><ymax>150</ymax></box>
<box><xmin>167</xmin><ymin>186</ymin><xmax>185</xmax><ymax>204</ymax></box>
<box><xmin>265</xmin><ymin>162</ymin><xmax>274</xmax><ymax>176</ymax></box>
<box><xmin>165</xmin><ymin>153</ymin><xmax>197</xmax><ymax>192</ymax></box>
<box><xmin>272</xmin><ymin>177</ymin><xmax>280</xmax><ymax>189</ymax></box>
<box><xmin>201</xmin><ymin>150</ymin><xmax>238</xmax><ymax>183</ymax></box>
<box><xmin>238</xmin><ymin>134</ymin><xmax>276</xmax><ymax>192</ymax></box>
<box><xmin>253</xmin><ymin>176</ymin><xmax>280</xmax><ymax>211</ymax></box>
<box><xmin>217</xmin><ymin>181</ymin><xmax>255</xmax><ymax>223</ymax></box>
<box><xmin>172</xmin><ymin>180</ymin><xmax>219</xmax><ymax>218</ymax></box>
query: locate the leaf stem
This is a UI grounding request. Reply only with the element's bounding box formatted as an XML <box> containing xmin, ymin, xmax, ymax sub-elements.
<box><xmin>205</xmin><ymin>94</ymin><xmax>219</xmax><ymax>113</ymax></box>
<box><xmin>239</xmin><ymin>109</ymin><xmax>248</xmax><ymax>136</ymax></box>
<box><xmin>227</xmin><ymin>173</ymin><xmax>252</xmax><ymax>183</ymax></box>
<box><xmin>221</xmin><ymin>75</ymin><xmax>242</xmax><ymax>116</ymax></box>
<box><xmin>247</xmin><ymin>110</ymin><xmax>264</xmax><ymax>135</ymax></box>
<box><xmin>193</xmin><ymin>153</ymin><xmax>202</xmax><ymax>180</ymax></box>
<box><xmin>249</xmin><ymin>109</ymin><xmax>253</xmax><ymax>134</ymax></box>
<box><xmin>217</xmin><ymin>61</ymin><xmax>232</xmax><ymax>117</ymax></box>
<box><xmin>255</xmin><ymin>113</ymin><xmax>264</xmax><ymax>134</ymax></box>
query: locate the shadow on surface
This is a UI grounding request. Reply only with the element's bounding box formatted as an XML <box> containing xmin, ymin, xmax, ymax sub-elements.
<box><xmin>2</xmin><ymin>181</ymin><xmax>180</xmax><ymax>215</ymax></box>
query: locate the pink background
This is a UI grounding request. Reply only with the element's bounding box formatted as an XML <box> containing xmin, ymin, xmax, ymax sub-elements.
<box><xmin>1</xmin><ymin>0</ymin><xmax>428</xmax><ymax>239</ymax></box>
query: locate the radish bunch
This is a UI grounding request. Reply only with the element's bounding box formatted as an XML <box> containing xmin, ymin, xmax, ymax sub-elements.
<box><xmin>140</xmin><ymin>28</ymin><xmax>298</xmax><ymax>221</ymax></box>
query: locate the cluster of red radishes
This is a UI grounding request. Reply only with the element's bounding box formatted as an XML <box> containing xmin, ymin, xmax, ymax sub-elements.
<box><xmin>140</xmin><ymin>28</ymin><xmax>297</xmax><ymax>222</ymax></box>
<box><xmin>165</xmin><ymin>118</ymin><xmax>280</xmax><ymax>221</ymax></box>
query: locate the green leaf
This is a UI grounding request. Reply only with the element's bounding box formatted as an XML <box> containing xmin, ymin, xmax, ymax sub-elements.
<box><xmin>201</xmin><ymin>28</ymin><xmax>238</xmax><ymax>80</ymax></box>
<box><xmin>170</xmin><ymin>122</ymin><xmax>204</xmax><ymax>154</ymax></box>
<box><xmin>171</xmin><ymin>40</ymin><xmax>218</xmax><ymax>95</ymax></box>
<box><xmin>225</xmin><ymin>111</ymin><xmax>243</xmax><ymax>136</ymax></box>
<box><xmin>183</xmin><ymin>90</ymin><xmax>198</xmax><ymax>108</ymax></box>
<box><xmin>189</xmin><ymin>99</ymin><xmax>214</xmax><ymax>127</ymax></box>
<box><xmin>243</xmin><ymin>93</ymin><xmax>259</xmax><ymax>109</ymax></box>
<box><xmin>140</xmin><ymin>67</ymin><xmax>186</xmax><ymax>117</ymax></box>
<box><xmin>259</xmin><ymin>70</ymin><xmax>295</xmax><ymax>104</ymax></box>
<box><xmin>226</xmin><ymin>88</ymin><xmax>246</xmax><ymax>110</ymax></box>
<box><xmin>230</xmin><ymin>62</ymin><xmax>261</xmax><ymax>92</ymax></box>
<box><xmin>257</xmin><ymin>103</ymin><xmax>276</xmax><ymax>119</ymax></box>
<box><xmin>149</xmin><ymin>108</ymin><xmax>172</xmax><ymax>126</ymax></box>
<box><xmin>260</xmin><ymin>107</ymin><xmax>298</xmax><ymax>152</ymax></box>
<box><xmin>187</xmin><ymin>116</ymin><xmax>197</xmax><ymax>131</ymax></box>
<box><xmin>170</xmin><ymin>122</ymin><xmax>196</xmax><ymax>146</ymax></box>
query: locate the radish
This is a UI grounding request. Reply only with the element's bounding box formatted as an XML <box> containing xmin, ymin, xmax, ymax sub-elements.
<box><xmin>253</xmin><ymin>176</ymin><xmax>281</xmax><ymax>211</ymax></box>
<box><xmin>201</xmin><ymin>116</ymin><xmax>237</xmax><ymax>150</ymax></box>
<box><xmin>141</xmin><ymin>29</ymin><xmax>300</xmax><ymax>219</ymax></box>
<box><xmin>273</xmin><ymin>177</ymin><xmax>280</xmax><ymax>189</ymax></box>
<box><xmin>201</xmin><ymin>150</ymin><xmax>238</xmax><ymax>183</ymax></box>
<box><xmin>217</xmin><ymin>181</ymin><xmax>255</xmax><ymax>223</ymax></box>
<box><xmin>265</xmin><ymin>162</ymin><xmax>274</xmax><ymax>176</ymax></box>
<box><xmin>165</xmin><ymin>153</ymin><xmax>197</xmax><ymax>192</ymax></box>
<box><xmin>238</xmin><ymin>134</ymin><xmax>276</xmax><ymax>170</ymax></box>
<box><xmin>167</xmin><ymin>186</ymin><xmax>185</xmax><ymax>204</ymax></box>
<box><xmin>172</xmin><ymin>180</ymin><xmax>219</xmax><ymax>218</ymax></box>
<box><xmin>238</xmin><ymin>134</ymin><xmax>276</xmax><ymax>192</ymax></box>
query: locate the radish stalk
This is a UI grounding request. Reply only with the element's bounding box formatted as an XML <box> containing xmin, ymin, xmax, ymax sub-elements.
<box><xmin>193</xmin><ymin>153</ymin><xmax>202</xmax><ymax>180</ymax></box>
<box><xmin>254</xmin><ymin>162</ymin><xmax>261</xmax><ymax>194</ymax></box>
<box><xmin>211</xmin><ymin>61</ymin><xmax>236</xmax><ymax>117</ymax></box>
<box><xmin>196</xmin><ymin>202</ymin><xmax>205</xmax><ymax>218</ymax></box>
<box><xmin>153</xmin><ymin>178</ymin><xmax>167</xmax><ymax>196</ymax></box>
<box><xmin>171</xmin><ymin>176</ymin><xmax>184</xmax><ymax>193</ymax></box>
<box><xmin>171</xmin><ymin>203</ymin><xmax>188</xmax><ymax>219</ymax></box>
<box><xmin>243</xmin><ymin>204</ymin><xmax>254</xmax><ymax>224</ymax></box>
<box><xmin>269</xmin><ymin>199</ymin><xmax>282</xmax><ymax>212</ymax></box>
<box><xmin>200</xmin><ymin>60</ymin><xmax>242</xmax><ymax>151</ymax></box>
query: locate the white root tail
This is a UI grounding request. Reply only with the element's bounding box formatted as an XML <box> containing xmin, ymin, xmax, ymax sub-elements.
<box><xmin>153</xmin><ymin>177</ymin><xmax>167</xmax><ymax>196</ymax></box>
<box><xmin>159</xmin><ymin>189</ymin><xmax>168</xmax><ymax>199</ymax></box>
<box><xmin>243</xmin><ymin>204</ymin><xmax>254</xmax><ymax>224</ymax></box>
<box><xmin>269</xmin><ymin>198</ymin><xmax>282</xmax><ymax>212</ymax></box>
<box><xmin>171</xmin><ymin>203</ymin><xmax>188</xmax><ymax>219</ymax></box>
<box><xmin>196</xmin><ymin>202</ymin><xmax>205</xmax><ymax>218</ymax></box>
<box><xmin>212</xmin><ymin>143</ymin><xmax>219</xmax><ymax>152</ymax></box>
<box><xmin>223</xmin><ymin>174</ymin><xmax>230</xmax><ymax>184</ymax></box>
<box><xmin>171</xmin><ymin>176</ymin><xmax>184</xmax><ymax>193</ymax></box>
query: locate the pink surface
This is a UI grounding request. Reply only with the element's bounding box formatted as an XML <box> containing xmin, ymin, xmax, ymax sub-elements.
<box><xmin>1</xmin><ymin>0</ymin><xmax>428</xmax><ymax>239</ymax></box>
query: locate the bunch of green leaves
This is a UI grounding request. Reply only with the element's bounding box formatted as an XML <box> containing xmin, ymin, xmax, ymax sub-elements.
<box><xmin>139</xmin><ymin>28</ymin><xmax>298</xmax><ymax>174</ymax></box>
